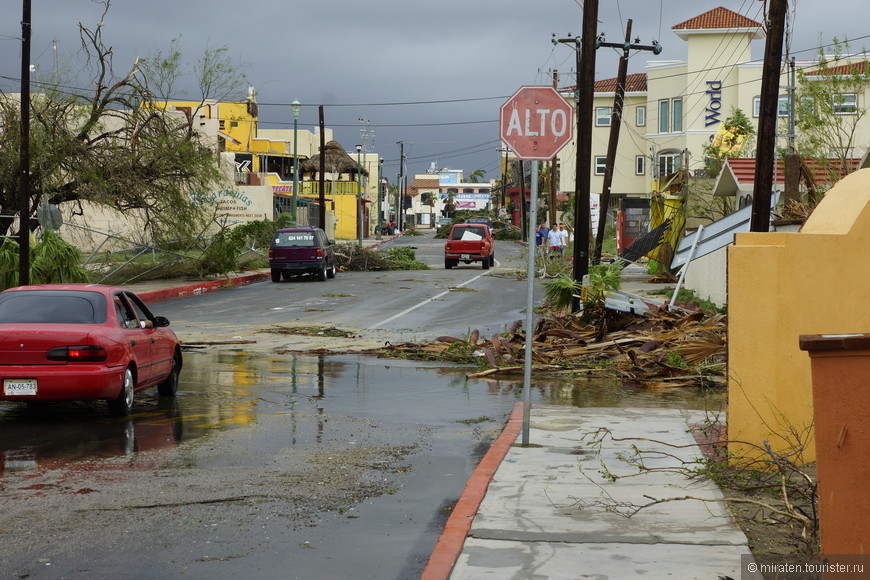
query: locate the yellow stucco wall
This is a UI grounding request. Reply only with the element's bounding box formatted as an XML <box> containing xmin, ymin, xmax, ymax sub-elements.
<box><xmin>727</xmin><ymin>168</ymin><xmax>870</xmax><ymax>463</ymax></box>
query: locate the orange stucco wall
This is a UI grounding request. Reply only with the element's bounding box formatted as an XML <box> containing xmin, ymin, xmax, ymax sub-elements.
<box><xmin>727</xmin><ymin>168</ymin><xmax>870</xmax><ymax>463</ymax></box>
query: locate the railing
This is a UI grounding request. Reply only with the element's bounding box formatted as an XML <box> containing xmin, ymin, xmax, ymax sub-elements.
<box><xmin>298</xmin><ymin>181</ymin><xmax>361</xmax><ymax>195</ymax></box>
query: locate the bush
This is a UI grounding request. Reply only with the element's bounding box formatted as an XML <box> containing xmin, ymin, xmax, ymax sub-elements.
<box><xmin>0</xmin><ymin>230</ymin><xmax>90</xmax><ymax>289</ymax></box>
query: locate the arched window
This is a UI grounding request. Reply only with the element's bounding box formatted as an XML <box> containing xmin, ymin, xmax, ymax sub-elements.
<box><xmin>657</xmin><ymin>150</ymin><xmax>682</xmax><ymax>178</ymax></box>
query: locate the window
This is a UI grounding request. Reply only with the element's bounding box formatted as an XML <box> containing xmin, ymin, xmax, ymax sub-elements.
<box><xmin>672</xmin><ymin>98</ymin><xmax>683</xmax><ymax>132</ymax></box>
<box><xmin>753</xmin><ymin>95</ymin><xmax>793</xmax><ymax>117</ymax></box>
<box><xmin>834</xmin><ymin>93</ymin><xmax>857</xmax><ymax>115</ymax></box>
<box><xmin>594</xmin><ymin>156</ymin><xmax>607</xmax><ymax>176</ymax></box>
<box><xmin>636</xmin><ymin>106</ymin><xmax>646</xmax><ymax>127</ymax></box>
<box><xmin>595</xmin><ymin>107</ymin><xmax>612</xmax><ymax>127</ymax></box>
<box><xmin>658</xmin><ymin>100</ymin><xmax>670</xmax><ymax>133</ymax></box>
<box><xmin>657</xmin><ymin>151</ymin><xmax>681</xmax><ymax>177</ymax></box>
<box><xmin>635</xmin><ymin>156</ymin><xmax>646</xmax><ymax>175</ymax></box>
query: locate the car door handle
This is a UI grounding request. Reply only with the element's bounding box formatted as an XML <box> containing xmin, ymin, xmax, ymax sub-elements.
<box><xmin>130</xmin><ymin>341</ymin><xmax>136</xmax><ymax>347</ymax></box>
<box><xmin>150</xmin><ymin>338</ymin><xmax>155</xmax><ymax>344</ymax></box>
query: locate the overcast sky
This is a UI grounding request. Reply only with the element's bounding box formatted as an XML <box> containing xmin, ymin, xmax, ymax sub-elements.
<box><xmin>1</xmin><ymin>0</ymin><xmax>867</xmax><ymax>182</ymax></box>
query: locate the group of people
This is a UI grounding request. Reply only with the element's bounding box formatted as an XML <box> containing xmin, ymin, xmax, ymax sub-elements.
<box><xmin>535</xmin><ymin>222</ymin><xmax>571</xmax><ymax>257</ymax></box>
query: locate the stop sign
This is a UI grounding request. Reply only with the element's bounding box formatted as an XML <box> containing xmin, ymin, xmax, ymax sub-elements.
<box><xmin>500</xmin><ymin>86</ymin><xmax>574</xmax><ymax>160</ymax></box>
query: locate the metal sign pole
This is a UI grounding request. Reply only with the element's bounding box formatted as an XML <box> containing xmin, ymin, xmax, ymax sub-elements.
<box><xmin>522</xmin><ymin>160</ymin><xmax>539</xmax><ymax>445</ymax></box>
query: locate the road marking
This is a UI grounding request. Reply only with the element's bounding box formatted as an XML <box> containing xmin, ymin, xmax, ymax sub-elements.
<box><xmin>367</xmin><ymin>270</ymin><xmax>492</xmax><ymax>330</ymax></box>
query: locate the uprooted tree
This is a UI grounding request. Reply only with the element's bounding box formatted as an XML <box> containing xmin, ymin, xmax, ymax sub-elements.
<box><xmin>0</xmin><ymin>0</ymin><xmax>248</xmax><ymax>247</ymax></box>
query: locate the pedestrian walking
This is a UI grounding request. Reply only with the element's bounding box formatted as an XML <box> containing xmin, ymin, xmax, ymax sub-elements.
<box><xmin>535</xmin><ymin>223</ymin><xmax>550</xmax><ymax>255</ymax></box>
<box><xmin>547</xmin><ymin>223</ymin><xmax>563</xmax><ymax>258</ymax></box>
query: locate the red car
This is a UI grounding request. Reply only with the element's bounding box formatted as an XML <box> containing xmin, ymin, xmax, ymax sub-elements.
<box><xmin>0</xmin><ymin>284</ymin><xmax>182</xmax><ymax>416</ymax></box>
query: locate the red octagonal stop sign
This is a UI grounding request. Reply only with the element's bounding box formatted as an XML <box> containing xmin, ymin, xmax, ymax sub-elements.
<box><xmin>500</xmin><ymin>86</ymin><xmax>574</xmax><ymax>160</ymax></box>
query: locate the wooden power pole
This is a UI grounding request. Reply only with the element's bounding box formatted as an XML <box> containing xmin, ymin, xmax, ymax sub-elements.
<box><xmin>750</xmin><ymin>0</ymin><xmax>788</xmax><ymax>232</ymax></box>
<box><xmin>593</xmin><ymin>20</ymin><xmax>662</xmax><ymax>263</ymax></box>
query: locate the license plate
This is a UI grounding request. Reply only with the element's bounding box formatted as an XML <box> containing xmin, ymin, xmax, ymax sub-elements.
<box><xmin>460</xmin><ymin>254</ymin><xmax>471</xmax><ymax>260</ymax></box>
<box><xmin>4</xmin><ymin>379</ymin><xmax>37</xmax><ymax>396</ymax></box>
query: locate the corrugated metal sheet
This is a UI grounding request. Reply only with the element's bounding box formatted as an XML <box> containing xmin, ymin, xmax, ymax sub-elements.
<box><xmin>670</xmin><ymin>191</ymin><xmax>780</xmax><ymax>270</ymax></box>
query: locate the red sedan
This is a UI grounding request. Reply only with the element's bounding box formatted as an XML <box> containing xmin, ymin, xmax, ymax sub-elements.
<box><xmin>0</xmin><ymin>284</ymin><xmax>182</xmax><ymax>416</ymax></box>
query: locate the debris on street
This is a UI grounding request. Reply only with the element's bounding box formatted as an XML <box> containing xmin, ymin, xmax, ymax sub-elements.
<box><xmin>372</xmin><ymin>305</ymin><xmax>727</xmax><ymax>389</ymax></box>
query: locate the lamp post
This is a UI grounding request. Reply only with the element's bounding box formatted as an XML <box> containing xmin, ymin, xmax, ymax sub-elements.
<box><xmin>291</xmin><ymin>99</ymin><xmax>301</xmax><ymax>225</ymax></box>
<box><xmin>356</xmin><ymin>144</ymin><xmax>363</xmax><ymax>246</ymax></box>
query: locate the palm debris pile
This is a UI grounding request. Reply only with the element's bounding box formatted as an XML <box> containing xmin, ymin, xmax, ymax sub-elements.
<box><xmin>374</xmin><ymin>306</ymin><xmax>727</xmax><ymax>389</ymax></box>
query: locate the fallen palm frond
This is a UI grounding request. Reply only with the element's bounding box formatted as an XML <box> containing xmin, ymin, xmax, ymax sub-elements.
<box><xmin>367</xmin><ymin>304</ymin><xmax>727</xmax><ymax>389</ymax></box>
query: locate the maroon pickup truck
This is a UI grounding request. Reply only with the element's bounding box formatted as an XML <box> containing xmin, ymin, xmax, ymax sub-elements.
<box><xmin>444</xmin><ymin>223</ymin><xmax>495</xmax><ymax>269</ymax></box>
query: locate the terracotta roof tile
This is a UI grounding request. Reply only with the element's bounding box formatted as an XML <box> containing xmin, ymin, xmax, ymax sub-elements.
<box><xmin>725</xmin><ymin>158</ymin><xmax>859</xmax><ymax>186</ymax></box>
<box><xmin>594</xmin><ymin>73</ymin><xmax>648</xmax><ymax>93</ymax></box>
<box><xmin>672</xmin><ymin>7</ymin><xmax>761</xmax><ymax>31</ymax></box>
<box><xmin>805</xmin><ymin>61</ymin><xmax>870</xmax><ymax>76</ymax></box>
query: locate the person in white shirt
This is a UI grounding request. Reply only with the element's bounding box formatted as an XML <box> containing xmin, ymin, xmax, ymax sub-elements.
<box><xmin>547</xmin><ymin>223</ymin><xmax>563</xmax><ymax>258</ymax></box>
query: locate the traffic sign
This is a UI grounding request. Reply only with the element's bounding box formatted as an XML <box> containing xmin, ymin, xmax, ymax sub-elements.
<box><xmin>500</xmin><ymin>86</ymin><xmax>574</xmax><ymax>160</ymax></box>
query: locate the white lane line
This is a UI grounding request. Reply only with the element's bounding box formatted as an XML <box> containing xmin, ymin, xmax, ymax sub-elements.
<box><xmin>367</xmin><ymin>270</ymin><xmax>491</xmax><ymax>330</ymax></box>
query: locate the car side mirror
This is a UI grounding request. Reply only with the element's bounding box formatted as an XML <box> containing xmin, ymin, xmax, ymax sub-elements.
<box><xmin>328</xmin><ymin>239</ymin><xmax>336</xmax><ymax>245</ymax></box>
<box><xmin>154</xmin><ymin>316</ymin><xmax>170</xmax><ymax>327</ymax></box>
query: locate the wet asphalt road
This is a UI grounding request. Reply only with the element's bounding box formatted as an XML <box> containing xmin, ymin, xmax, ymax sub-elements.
<box><xmin>0</xmin><ymin>232</ymin><xmax>717</xmax><ymax>579</ymax></box>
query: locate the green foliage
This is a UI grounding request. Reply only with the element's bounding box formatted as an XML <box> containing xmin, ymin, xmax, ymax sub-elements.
<box><xmin>0</xmin><ymin>230</ymin><xmax>90</xmax><ymax>289</ymax></box>
<box><xmin>648</xmin><ymin>286</ymin><xmax>725</xmax><ymax>315</ymax></box>
<box><xmin>333</xmin><ymin>243</ymin><xmax>430</xmax><ymax>271</ymax></box>
<box><xmin>586</xmin><ymin>262</ymin><xmax>623</xmax><ymax>307</ymax></box>
<box><xmin>385</xmin><ymin>246</ymin><xmax>430</xmax><ymax>270</ymax></box>
<box><xmin>794</xmin><ymin>39</ymin><xmax>870</xmax><ymax>191</ymax></box>
<box><xmin>542</xmin><ymin>274</ymin><xmax>583</xmax><ymax>311</ymax></box>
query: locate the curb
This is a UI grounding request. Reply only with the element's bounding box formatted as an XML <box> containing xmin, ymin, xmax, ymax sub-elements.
<box><xmin>137</xmin><ymin>271</ymin><xmax>271</xmax><ymax>304</ymax></box>
<box><xmin>420</xmin><ymin>402</ymin><xmax>524</xmax><ymax>580</ymax></box>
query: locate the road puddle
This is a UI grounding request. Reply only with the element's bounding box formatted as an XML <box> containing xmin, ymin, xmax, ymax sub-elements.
<box><xmin>0</xmin><ymin>349</ymin><xmax>724</xmax><ymax>476</ymax></box>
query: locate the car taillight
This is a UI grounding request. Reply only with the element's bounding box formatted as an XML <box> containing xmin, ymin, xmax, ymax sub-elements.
<box><xmin>316</xmin><ymin>248</ymin><xmax>323</xmax><ymax>258</ymax></box>
<box><xmin>268</xmin><ymin>249</ymin><xmax>274</xmax><ymax>258</ymax></box>
<box><xmin>47</xmin><ymin>346</ymin><xmax>108</xmax><ymax>362</ymax></box>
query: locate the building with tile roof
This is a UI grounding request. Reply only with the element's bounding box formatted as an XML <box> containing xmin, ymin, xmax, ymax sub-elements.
<box><xmin>547</xmin><ymin>5</ymin><xmax>870</xmax><ymax>220</ymax></box>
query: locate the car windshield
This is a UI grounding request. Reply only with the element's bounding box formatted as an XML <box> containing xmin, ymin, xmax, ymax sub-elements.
<box><xmin>0</xmin><ymin>291</ymin><xmax>108</xmax><ymax>324</ymax></box>
<box><xmin>274</xmin><ymin>232</ymin><xmax>317</xmax><ymax>247</ymax></box>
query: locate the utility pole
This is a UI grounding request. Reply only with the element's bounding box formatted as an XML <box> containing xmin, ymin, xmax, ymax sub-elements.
<box><xmin>550</xmin><ymin>70</ymin><xmax>559</xmax><ymax>228</ymax></box>
<box><xmin>19</xmin><ymin>0</ymin><xmax>32</xmax><ymax>286</ymax></box>
<box><xmin>517</xmin><ymin>160</ymin><xmax>527</xmax><ymax>241</ymax></box>
<box><xmin>750</xmin><ymin>0</ymin><xmax>788</xmax><ymax>232</ymax></box>
<box><xmin>397</xmin><ymin>141</ymin><xmax>405</xmax><ymax>232</ymax></box>
<box><xmin>318</xmin><ymin>106</ymin><xmax>326</xmax><ymax>231</ymax></box>
<box><xmin>593</xmin><ymin>20</ymin><xmax>662</xmax><ymax>263</ymax></box>
<box><xmin>573</xmin><ymin>0</ymin><xmax>598</xmax><ymax>309</ymax></box>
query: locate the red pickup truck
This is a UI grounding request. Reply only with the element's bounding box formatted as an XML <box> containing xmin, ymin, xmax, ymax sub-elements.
<box><xmin>444</xmin><ymin>224</ymin><xmax>495</xmax><ymax>269</ymax></box>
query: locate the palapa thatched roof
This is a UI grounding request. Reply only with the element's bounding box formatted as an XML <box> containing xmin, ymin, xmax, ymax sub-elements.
<box><xmin>299</xmin><ymin>140</ymin><xmax>369</xmax><ymax>177</ymax></box>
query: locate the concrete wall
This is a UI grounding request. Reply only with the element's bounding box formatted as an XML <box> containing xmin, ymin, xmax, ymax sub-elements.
<box><xmin>727</xmin><ymin>168</ymin><xmax>870</xmax><ymax>463</ymax></box>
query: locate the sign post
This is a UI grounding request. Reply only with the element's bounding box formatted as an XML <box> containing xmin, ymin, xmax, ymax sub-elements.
<box><xmin>500</xmin><ymin>86</ymin><xmax>573</xmax><ymax>445</ymax></box>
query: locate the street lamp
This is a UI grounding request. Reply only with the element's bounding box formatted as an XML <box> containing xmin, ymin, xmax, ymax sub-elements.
<box><xmin>356</xmin><ymin>144</ymin><xmax>363</xmax><ymax>246</ymax></box>
<box><xmin>291</xmin><ymin>99</ymin><xmax>301</xmax><ymax>225</ymax></box>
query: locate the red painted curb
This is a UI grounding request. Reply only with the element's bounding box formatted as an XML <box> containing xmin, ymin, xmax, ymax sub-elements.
<box><xmin>420</xmin><ymin>402</ymin><xmax>524</xmax><ymax>580</ymax></box>
<box><xmin>137</xmin><ymin>272</ymin><xmax>270</xmax><ymax>304</ymax></box>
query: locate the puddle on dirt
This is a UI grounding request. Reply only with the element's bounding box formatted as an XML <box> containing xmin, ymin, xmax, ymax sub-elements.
<box><xmin>0</xmin><ymin>349</ymin><xmax>724</xmax><ymax>475</ymax></box>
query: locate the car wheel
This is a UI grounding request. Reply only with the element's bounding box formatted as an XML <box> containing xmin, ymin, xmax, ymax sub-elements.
<box><xmin>157</xmin><ymin>353</ymin><xmax>180</xmax><ymax>397</ymax></box>
<box><xmin>271</xmin><ymin>269</ymin><xmax>281</xmax><ymax>283</ymax></box>
<box><xmin>482</xmin><ymin>256</ymin><xmax>490</xmax><ymax>270</ymax></box>
<box><xmin>327</xmin><ymin>261</ymin><xmax>336</xmax><ymax>279</ymax></box>
<box><xmin>318</xmin><ymin>261</ymin><xmax>328</xmax><ymax>281</ymax></box>
<box><xmin>445</xmin><ymin>258</ymin><xmax>453</xmax><ymax>269</ymax></box>
<box><xmin>490</xmin><ymin>254</ymin><xmax>496</xmax><ymax>267</ymax></box>
<box><xmin>108</xmin><ymin>366</ymin><xmax>135</xmax><ymax>417</ymax></box>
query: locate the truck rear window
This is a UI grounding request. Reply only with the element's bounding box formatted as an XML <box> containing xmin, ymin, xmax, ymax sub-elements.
<box><xmin>449</xmin><ymin>226</ymin><xmax>485</xmax><ymax>241</ymax></box>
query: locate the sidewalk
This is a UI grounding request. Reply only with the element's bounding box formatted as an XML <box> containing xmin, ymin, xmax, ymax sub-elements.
<box><xmin>423</xmin><ymin>404</ymin><xmax>761</xmax><ymax>580</ymax></box>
